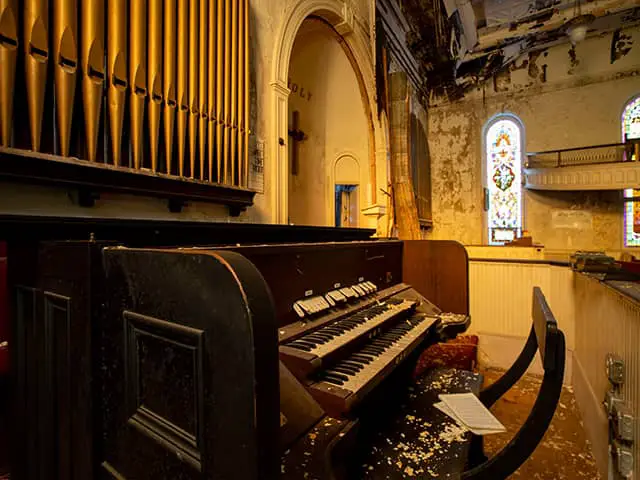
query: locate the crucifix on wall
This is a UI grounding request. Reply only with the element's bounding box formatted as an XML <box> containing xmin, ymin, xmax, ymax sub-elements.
<box><xmin>288</xmin><ymin>110</ymin><xmax>306</xmax><ymax>175</ymax></box>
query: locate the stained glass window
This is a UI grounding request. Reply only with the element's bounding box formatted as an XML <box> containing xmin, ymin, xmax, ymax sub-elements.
<box><xmin>486</xmin><ymin>117</ymin><xmax>523</xmax><ymax>245</ymax></box>
<box><xmin>623</xmin><ymin>96</ymin><xmax>640</xmax><ymax>247</ymax></box>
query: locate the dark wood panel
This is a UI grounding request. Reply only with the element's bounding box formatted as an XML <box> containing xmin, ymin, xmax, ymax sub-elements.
<box><xmin>223</xmin><ymin>241</ymin><xmax>403</xmax><ymax>327</ymax></box>
<box><xmin>100</xmin><ymin>249</ymin><xmax>279</xmax><ymax>479</ymax></box>
<box><xmin>43</xmin><ymin>293</ymin><xmax>72</xmax><ymax>480</ymax></box>
<box><xmin>13</xmin><ymin>286</ymin><xmax>39</xmax><ymax>480</ymax></box>
<box><xmin>0</xmin><ymin>214</ymin><xmax>375</xmax><ymax>246</ymax></box>
<box><xmin>124</xmin><ymin>311</ymin><xmax>205</xmax><ymax>470</ymax></box>
<box><xmin>402</xmin><ymin>240</ymin><xmax>469</xmax><ymax>315</ymax></box>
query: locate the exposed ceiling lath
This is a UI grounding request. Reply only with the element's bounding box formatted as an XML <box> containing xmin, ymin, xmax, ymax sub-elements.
<box><xmin>400</xmin><ymin>0</ymin><xmax>640</xmax><ymax>100</ymax></box>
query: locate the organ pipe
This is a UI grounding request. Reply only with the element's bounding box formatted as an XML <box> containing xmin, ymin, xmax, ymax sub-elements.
<box><xmin>81</xmin><ymin>0</ymin><xmax>104</xmax><ymax>162</ymax></box>
<box><xmin>129</xmin><ymin>0</ymin><xmax>147</xmax><ymax>169</ymax></box>
<box><xmin>0</xmin><ymin>0</ymin><xmax>18</xmax><ymax>146</ymax></box>
<box><xmin>164</xmin><ymin>0</ymin><xmax>177</xmax><ymax>174</ymax></box>
<box><xmin>1</xmin><ymin>0</ymin><xmax>250</xmax><ymax>188</ymax></box>
<box><xmin>148</xmin><ymin>0</ymin><xmax>163</xmax><ymax>172</ymax></box>
<box><xmin>107</xmin><ymin>0</ymin><xmax>127</xmax><ymax>166</ymax></box>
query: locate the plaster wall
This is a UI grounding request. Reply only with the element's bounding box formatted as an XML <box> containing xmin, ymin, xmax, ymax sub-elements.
<box><xmin>287</xmin><ymin>20</ymin><xmax>370</xmax><ymax>227</ymax></box>
<box><xmin>428</xmin><ymin>25</ymin><xmax>640</xmax><ymax>250</ymax></box>
<box><xmin>0</xmin><ymin>0</ymin><xmax>382</xmax><ymax>228</ymax></box>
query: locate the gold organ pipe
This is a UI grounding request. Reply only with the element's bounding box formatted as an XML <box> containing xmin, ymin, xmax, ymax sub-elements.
<box><xmin>243</xmin><ymin>0</ymin><xmax>250</xmax><ymax>187</ymax></box>
<box><xmin>176</xmin><ymin>0</ymin><xmax>188</xmax><ymax>177</ymax></box>
<box><xmin>207</xmin><ymin>0</ymin><xmax>217</xmax><ymax>182</ymax></box>
<box><xmin>0</xmin><ymin>0</ymin><xmax>18</xmax><ymax>146</ymax></box>
<box><xmin>24</xmin><ymin>0</ymin><xmax>48</xmax><ymax>151</ymax></box>
<box><xmin>230</xmin><ymin>0</ymin><xmax>238</xmax><ymax>185</ymax></box>
<box><xmin>222</xmin><ymin>0</ymin><xmax>231</xmax><ymax>184</ymax></box>
<box><xmin>129</xmin><ymin>0</ymin><xmax>147</xmax><ymax>169</ymax></box>
<box><xmin>236</xmin><ymin>0</ymin><xmax>244</xmax><ymax>185</ymax></box>
<box><xmin>81</xmin><ymin>0</ymin><xmax>104</xmax><ymax>162</ymax></box>
<box><xmin>53</xmin><ymin>0</ymin><xmax>78</xmax><ymax>157</ymax></box>
<box><xmin>198</xmin><ymin>0</ymin><xmax>208</xmax><ymax>180</ymax></box>
<box><xmin>215</xmin><ymin>0</ymin><xmax>225</xmax><ymax>182</ymax></box>
<box><xmin>188</xmin><ymin>0</ymin><xmax>199</xmax><ymax>178</ymax></box>
<box><xmin>107</xmin><ymin>0</ymin><xmax>127</xmax><ymax>166</ymax></box>
<box><xmin>164</xmin><ymin>0</ymin><xmax>177</xmax><ymax>174</ymax></box>
<box><xmin>148</xmin><ymin>0</ymin><xmax>163</xmax><ymax>172</ymax></box>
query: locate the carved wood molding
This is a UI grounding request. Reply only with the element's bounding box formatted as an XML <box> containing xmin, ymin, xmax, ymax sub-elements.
<box><xmin>525</xmin><ymin>162</ymin><xmax>640</xmax><ymax>191</ymax></box>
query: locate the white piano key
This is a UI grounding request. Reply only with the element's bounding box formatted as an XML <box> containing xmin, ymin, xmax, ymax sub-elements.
<box><xmin>339</xmin><ymin>317</ymin><xmax>435</xmax><ymax>393</ymax></box>
<box><xmin>306</xmin><ymin>300</ymin><xmax>416</xmax><ymax>358</ymax></box>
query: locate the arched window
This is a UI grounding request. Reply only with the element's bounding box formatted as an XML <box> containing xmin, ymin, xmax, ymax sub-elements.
<box><xmin>485</xmin><ymin>115</ymin><xmax>524</xmax><ymax>245</ymax></box>
<box><xmin>623</xmin><ymin>96</ymin><xmax>640</xmax><ymax>247</ymax></box>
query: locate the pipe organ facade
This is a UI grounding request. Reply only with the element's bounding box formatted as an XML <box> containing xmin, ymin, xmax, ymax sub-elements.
<box><xmin>0</xmin><ymin>0</ymin><xmax>251</xmax><ymax>188</ymax></box>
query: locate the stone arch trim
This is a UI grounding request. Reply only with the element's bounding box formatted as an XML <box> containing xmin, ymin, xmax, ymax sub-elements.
<box><xmin>269</xmin><ymin>0</ymin><xmax>381</xmax><ymax>224</ymax></box>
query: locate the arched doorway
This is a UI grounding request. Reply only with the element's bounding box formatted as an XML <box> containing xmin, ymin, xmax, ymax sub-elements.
<box><xmin>269</xmin><ymin>0</ymin><xmax>383</xmax><ymax>226</ymax></box>
<box><xmin>286</xmin><ymin>18</ymin><xmax>369</xmax><ymax>226</ymax></box>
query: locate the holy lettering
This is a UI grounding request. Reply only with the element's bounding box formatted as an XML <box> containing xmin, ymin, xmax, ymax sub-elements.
<box><xmin>287</xmin><ymin>77</ymin><xmax>313</xmax><ymax>101</ymax></box>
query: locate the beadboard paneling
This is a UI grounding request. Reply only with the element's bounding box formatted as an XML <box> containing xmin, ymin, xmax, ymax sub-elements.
<box><xmin>574</xmin><ymin>274</ymin><xmax>640</xmax><ymax>477</ymax></box>
<box><xmin>469</xmin><ymin>261</ymin><xmax>575</xmax><ymax>349</ymax></box>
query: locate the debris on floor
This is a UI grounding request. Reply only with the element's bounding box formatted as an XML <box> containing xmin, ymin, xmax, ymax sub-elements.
<box><xmin>482</xmin><ymin>368</ymin><xmax>601</xmax><ymax>479</ymax></box>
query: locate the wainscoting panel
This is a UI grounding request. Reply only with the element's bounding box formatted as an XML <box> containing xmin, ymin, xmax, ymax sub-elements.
<box><xmin>574</xmin><ymin>274</ymin><xmax>640</xmax><ymax>477</ymax></box>
<box><xmin>469</xmin><ymin>261</ymin><xmax>576</xmax><ymax>349</ymax></box>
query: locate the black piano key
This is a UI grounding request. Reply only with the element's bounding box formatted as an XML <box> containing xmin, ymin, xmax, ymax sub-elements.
<box><xmin>339</xmin><ymin>321</ymin><xmax>359</xmax><ymax>328</ymax></box>
<box><xmin>362</xmin><ymin>347</ymin><xmax>383</xmax><ymax>356</ymax></box>
<box><xmin>320</xmin><ymin>374</ymin><xmax>344</xmax><ymax>386</ymax></box>
<box><xmin>342</xmin><ymin>360</ymin><xmax>364</xmax><ymax>370</ymax></box>
<box><xmin>300</xmin><ymin>336</ymin><xmax>324</xmax><ymax>345</ymax></box>
<box><xmin>321</xmin><ymin>328</ymin><xmax>342</xmax><ymax>335</ymax></box>
<box><xmin>292</xmin><ymin>340</ymin><xmax>318</xmax><ymax>349</ymax></box>
<box><xmin>324</xmin><ymin>370</ymin><xmax>350</xmax><ymax>381</ymax></box>
<box><xmin>313</xmin><ymin>334</ymin><xmax>334</xmax><ymax>341</ymax></box>
<box><xmin>351</xmin><ymin>354</ymin><xmax>373</xmax><ymax>364</ymax></box>
<box><xmin>368</xmin><ymin>343</ymin><xmax>387</xmax><ymax>351</ymax></box>
<box><xmin>306</xmin><ymin>335</ymin><xmax>329</xmax><ymax>344</ymax></box>
<box><xmin>288</xmin><ymin>342</ymin><xmax>312</xmax><ymax>352</ymax></box>
<box><xmin>333</xmin><ymin>366</ymin><xmax>357</xmax><ymax>376</ymax></box>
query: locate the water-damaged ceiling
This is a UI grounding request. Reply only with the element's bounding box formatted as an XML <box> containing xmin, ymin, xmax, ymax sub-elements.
<box><xmin>400</xmin><ymin>0</ymin><xmax>640</xmax><ymax>99</ymax></box>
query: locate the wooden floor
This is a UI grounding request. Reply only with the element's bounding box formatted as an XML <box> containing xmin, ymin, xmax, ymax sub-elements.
<box><xmin>482</xmin><ymin>368</ymin><xmax>601</xmax><ymax>479</ymax></box>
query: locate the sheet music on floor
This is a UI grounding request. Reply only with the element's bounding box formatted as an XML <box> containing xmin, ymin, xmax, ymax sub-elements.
<box><xmin>434</xmin><ymin>393</ymin><xmax>506</xmax><ymax>436</ymax></box>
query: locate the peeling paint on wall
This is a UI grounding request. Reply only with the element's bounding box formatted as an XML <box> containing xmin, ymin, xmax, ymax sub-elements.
<box><xmin>427</xmin><ymin>26</ymin><xmax>640</xmax><ymax>250</ymax></box>
<box><xmin>611</xmin><ymin>28</ymin><xmax>634</xmax><ymax>64</ymax></box>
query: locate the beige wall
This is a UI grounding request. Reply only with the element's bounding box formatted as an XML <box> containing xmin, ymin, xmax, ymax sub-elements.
<box><xmin>428</xmin><ymin>25</ymin><xmax>640</xmax><ymax>250</ymax></box>
<box><xmin>287</xmin><ymin>20</ymin><xmax>370</xmax><ymax>227</ymax></box>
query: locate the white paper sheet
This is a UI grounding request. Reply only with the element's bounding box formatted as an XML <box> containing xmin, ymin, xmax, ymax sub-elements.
<box><xmin>436</xmin><ymin>393</ymin><xmax>506</xmax><ymax>435</ymax></box>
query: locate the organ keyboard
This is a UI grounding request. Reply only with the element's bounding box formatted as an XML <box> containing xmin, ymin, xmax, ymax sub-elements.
<box><xmin>279</xmin><ymin>282</ymin><xmax>444</xmax><ymax>415</ymax></box>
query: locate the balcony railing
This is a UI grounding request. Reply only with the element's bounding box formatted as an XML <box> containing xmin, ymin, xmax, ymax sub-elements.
<box><xmin>526</xmin><ymin>140</ymin><xmax>640</xmax><ymax>169</ymax></box>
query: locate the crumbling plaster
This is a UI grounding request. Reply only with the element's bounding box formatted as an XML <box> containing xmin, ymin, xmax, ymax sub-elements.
<box><xmin>428</xmin><ymin>25</ymin><xmax>640</xmax><ymax>251</ymax></box>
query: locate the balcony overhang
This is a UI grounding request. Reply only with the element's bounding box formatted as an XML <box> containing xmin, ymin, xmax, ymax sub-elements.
<box><xmin>525</xmin><ymin>162</ymin><xmax>640</xmax><ymax>191</ymax></box>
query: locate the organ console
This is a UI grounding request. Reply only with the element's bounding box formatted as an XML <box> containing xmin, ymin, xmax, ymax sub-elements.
<box><xmin>6</xmin><ymin>225</ymin><xmax>471</xmax><ymax>478</ymax></box>
<box><xmin>93</xmin><ymin>238</ymin><xmax>471</xmax><ymax>478</ymax></box>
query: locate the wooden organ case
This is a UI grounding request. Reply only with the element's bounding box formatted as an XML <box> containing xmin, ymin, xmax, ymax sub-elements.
<box><xmin>92</xmin><ymin>239</ymin><xmax>470</xmax><ymax>479</ymax></box>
